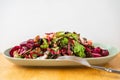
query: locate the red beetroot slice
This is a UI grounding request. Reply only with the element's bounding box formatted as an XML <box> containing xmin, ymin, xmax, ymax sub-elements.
<box><xmin>26</xmin><ymin>43</ymin><xmax>34</xmax><ymax>49</ymax></box>
<box><xmin>92</xmin><ymin>47</ymin><xmax>101</xmax><ymax>53</ymax></box>
<box><xmin>91</xmin><ymin>53</ymin><xmax>102</xmax><ymax>57</ymax></box>
<box><xmin>20</xmin><ymin>41</ymin><xmax>27</xmax><ymax>47</ymax></box>
<box><xmin>9</xmin><ymin>46</ymin><xmax>21</xmax><ymax>57</ymax></box>
<box><xmin>22</xmin><ymin>46</ymin><xmax>28</xmax><ymax>51</ymax></box>
<box><xmin>85</xmin><ymin>47</ymin><xmax>92</xmax><ymax>53</ymax></box>
<box><xmin>101</xmin><ymin>50</ymin><xmax>109</xmax><ymax>56</ymax></box>
<box><xmin>19</xmin><ymin>48</ymin><xmax>27</xmax><ymax>55</ymax></box>
<box><xmin>27</xmin><ymin>39</ymin><xmax>34</xmax><ymax>44</ymax></box>
<box><xmin>60</xmin><ymin>48</ymin><xmax>67</xmax><ymax>55</ymax></box>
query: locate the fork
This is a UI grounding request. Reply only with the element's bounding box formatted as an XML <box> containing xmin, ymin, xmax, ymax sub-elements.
<box><xmin>57</xmin><ymin>56</ymin><xmax>120</xmax><ymax>74</ymax></box>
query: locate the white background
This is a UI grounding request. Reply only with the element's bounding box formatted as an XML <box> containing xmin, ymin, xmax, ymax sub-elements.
<box><xmin>0</xmin><ymin>0</ymin><xmax>120</xmax><ymax>52</ymax></box>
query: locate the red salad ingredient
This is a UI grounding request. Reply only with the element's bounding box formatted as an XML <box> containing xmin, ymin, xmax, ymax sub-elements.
<box><xmin>9</xmin><ymin>31</ymin><xmax>109</xmax><ymax>59</ymax></box>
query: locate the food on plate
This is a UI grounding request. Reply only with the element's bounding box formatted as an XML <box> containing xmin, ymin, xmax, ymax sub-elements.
<box><xmin>9</xmin><ymin>31</ymin><xmax>109</xmax><ymax>59</ymax></box>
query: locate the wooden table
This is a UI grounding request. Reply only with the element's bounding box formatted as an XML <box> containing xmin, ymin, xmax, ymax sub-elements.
<box><xmin>0</xmin><ymin>53</ymin><xmax>120</xmax><ymax>80</ymax></box>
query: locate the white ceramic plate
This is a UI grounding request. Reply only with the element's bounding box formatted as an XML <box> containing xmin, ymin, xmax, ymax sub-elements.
<box><xmin>3</xmin><ymin>43</ymin><xmax>120</xmax><ymax>66</ymax></box>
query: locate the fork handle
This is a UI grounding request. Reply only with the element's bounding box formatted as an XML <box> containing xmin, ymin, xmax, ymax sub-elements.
<box><xmin>91</xmin><ymin>65</ymin><xmax>120</xmax><ymax>74</ymax></box>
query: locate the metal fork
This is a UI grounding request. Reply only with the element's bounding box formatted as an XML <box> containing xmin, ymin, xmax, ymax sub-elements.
<box><xmin>57</xmin><ymin>56</ymin><xmax>120</xmax><ymax>74</ymax></box>
<box><xmin>91</xmin><ymin>65</ymin><xmax>120</xmax><ymax>74</ymax></box>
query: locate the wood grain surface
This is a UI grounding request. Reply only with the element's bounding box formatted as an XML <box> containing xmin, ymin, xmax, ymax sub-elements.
<box><xmin>0</xmin><ymin>53</ymin><xmax>120</xmax><ymax>80</ymax></box>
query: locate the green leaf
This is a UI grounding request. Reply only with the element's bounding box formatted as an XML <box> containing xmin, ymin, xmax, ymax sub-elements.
<box><xmin>73</xmin><ymin>42</ymin><xmax>86</xmax><ymax>58</ymax></box>
<box><xmin>65</xmin><ymin>32</ymin><xmax>79</xmax><ymax>41</ymax></box>
<box><xmin>40</xmin><ymin>38</ymin><xmax>48</xmax><ymax>49</ymax></box>
<box><xmin>61</xmin><ymin>37</ymin><xmax>68</xmax><ymax>46</ymax></box>
<box><xmin>55</xmin><ymin>31</ymin><xmax>65</xmax><ymax>37</ymax></box>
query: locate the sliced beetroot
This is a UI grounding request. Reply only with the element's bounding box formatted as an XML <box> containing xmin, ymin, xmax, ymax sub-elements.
<box><xmin>92</xmin><ymin>47</ymin><xmax>101</xmax><ymax>53</ymax></box>
<box><xmin>9</xmin><ymin>46</ymin><xmax>21</xmax><ymax>57</ymax></box>
<box><xmin>60</xmin><ymin>48</ymin><xmax>67</xmax><ymax>55</ymax></box>
<box><xmin>91</xmin><ymin>53</ymin><xmax>102</xmax><ymax>57</ymax></box>
<box><xmin>85</xmin><ymin>47</ymin><xmax>92</xmax><ymax>53</ymax></box>
<box><xmin>101</xmin><ymin>50</ymin><xmax>109</xmax><ymax>56</ymax></box>
<box><xmin>27</xmin><ymin>39</ymin><xmax>34</xmax><ymax>44</ymax></box>
<box><xmin>26</xmin><ymin>43</ymin><xmax>34</xmax><ymax>49</ymax></box>
<box><xmin>18</xmin><ymin>48</ymin><xmax>26</xmax><ymax>55</ymax></box>
<box><xmin>20</xmin><ymin>41</ymin><xmax>27</xmax><ymax>47</ymax></box>
<box><xmin>22</xmin><ymin>46</ymin><xmax>28</xmax><ymax>51</ymax></box>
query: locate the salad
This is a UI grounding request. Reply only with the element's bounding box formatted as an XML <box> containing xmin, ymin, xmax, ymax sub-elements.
<box><xmin>9</xmin><ymin>31</ymin><xmax>109</xmax><ymax>59</ymax></box>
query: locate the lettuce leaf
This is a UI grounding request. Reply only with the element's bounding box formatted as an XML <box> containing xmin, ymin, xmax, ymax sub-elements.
<box><xmin>73</xmin><ymin>42</ymin><xmax>86</xmax><ymax>58</ymax></box>
<box><xmin>60</xmin><ymin>37</ymin><xmax>68</xmax><ymax>46</ymax></box>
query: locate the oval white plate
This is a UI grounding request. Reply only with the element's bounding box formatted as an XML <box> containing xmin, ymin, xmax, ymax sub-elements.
<box><xmin>3</xmin><ymin>43</ymin><xmax>120</xmax><ymax>66</ymax></box>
